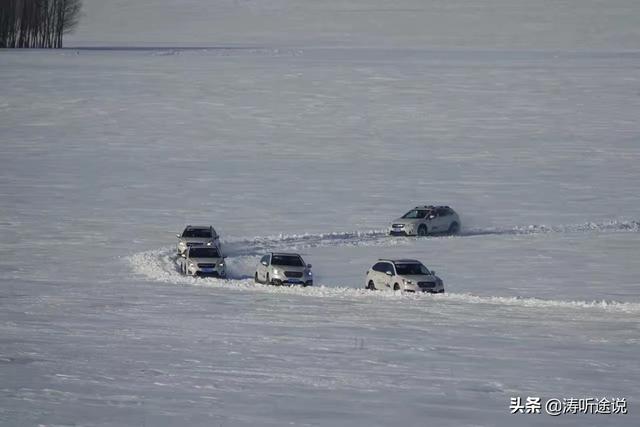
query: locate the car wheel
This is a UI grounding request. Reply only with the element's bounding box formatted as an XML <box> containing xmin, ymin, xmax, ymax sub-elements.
<box><xmin>266</xmin><ymin>273</ymin><xmax>270</xmax><ymax>285</ymax></box>
<box><xmin>366</xmin><ymin>280</ymin><xmax>375</xmax><ymax>290</ymax></box>
<box><xmin>417</xmin><ymin>225</ymin><xmax>428</xmax><ymax>236</ymax></box>
<box><xmin>448</xmin><ymin>222</ymin><xmax>460</xmax><ymax>234</ymax></box>
<box><xmin>393</xmin><ymin>283</ymin><xmax>401</xmax><ymax>291</ymax></box>
<box><xmin>254</xmin><ymin>272</ymin><xmax>260</xmax><ymax>284</ymax></box>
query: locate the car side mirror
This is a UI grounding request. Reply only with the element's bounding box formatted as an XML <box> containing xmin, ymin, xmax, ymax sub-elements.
<box><xmin>307</xmin><ymin>264</ymin><xmax>312</xmax><ymax>269</ymax></box>
<box><xmin>428</xmin><ymin>214</ymin><xmax>436</xmax><ymax>219</ymax></box>
<box><xmin>386</xmin><ymin>271</ymin><xmax>393</xmax><ymax>276</ymax></box>
<box><xmin>431</xmin><ymin>270</ymin><xmax>436</xmax><ymax>276</ymax></box>
<box><xmin>261</xmin><ymin>261</ymin><xmax>268</xmax><ymax>266</ymax></box>
<box><xmin>222</xmin><ymin>255</ymin><xmax>227</xmax><ymax>259</ymax></box>
<box><xmin>176</xmin><ymin>234</ymin><xmax>181</xmax><ymax>238</ymax></box>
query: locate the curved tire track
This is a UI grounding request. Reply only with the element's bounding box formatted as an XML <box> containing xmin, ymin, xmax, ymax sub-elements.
<box><xmin>128</xmin><ymin>219</ymin><xmax>640</xmax><ymax>314</ymax></box>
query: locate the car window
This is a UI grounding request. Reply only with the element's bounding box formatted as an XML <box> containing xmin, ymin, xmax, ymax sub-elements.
<box><xmin>182</xmin><ymin>228</ymin><xmax>212</xmax><ymax>238</ymax></box>
<box><xmin>402</xmin><ymin>209</ymin><xmax>428</xmax><ymax>219</ymax></box>
<box><xmin>394</xmin><ymin>263</ymin><xmax>430</xmax><ymax>275</ymax></box>
<box><xmin>372</xmin><ymin>262</ymin><xmax>386</xmax><ymax>272</ymax></box>
<box><xmin>383</xmin><ymin>263</ymin><xmax>395</xmax><ymax>275</ymax></box>
<box><xmin>260</xmin><ymin>255</ymin><xmax>269</xmax><ymax>265</ymax></box>
<box><xmin>271</xmin><ymin>255</ymin><xmax>304</xmax><ymax>267</ymax></box>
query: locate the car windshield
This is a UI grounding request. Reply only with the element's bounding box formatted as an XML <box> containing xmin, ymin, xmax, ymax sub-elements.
<box><xmin>182</xmin><ymin>228</ymin><xmax>212</xmax><ymax>238</ymax></box>
<box><xmin>189</xmin><ymin>248</ymin><xmax>220</xmax><ymax>258</ymax></box>
<box><xmin>271</xmin><ymin>255</ymin><xmax>304</xmax><ymax>267</ymax></box>
<box><xmin>402</xmin><ymin>209</ymin><xmax>429</xmax><ymax>219</ymax></box>
<box><xmin>394</xmin><ymin>263</ymin><xmax>430</xmax><ymax>275</ymax></box>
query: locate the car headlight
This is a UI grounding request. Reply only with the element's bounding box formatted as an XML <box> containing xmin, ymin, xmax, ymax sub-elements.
<box><xmin>218</xmin><ymin>262</ymin><xmax>225</xmax><ymax>267</ymax></box>
<box><xmin>403</xmin><ymin>279</ymin><xmax>413</xmax><ymax>285</ymax></box>
<box><xmin>189</xmin><ymin>262</ymin><xmax>195</xmax><ymax>268</ymax></box>
<box><xmin>178</xmin><ymin>241</ymin><xmax>186</xmax><ymax>246</ymax></box>
<box><xmin>273</xmin><ymin>268</ymin><xmax>280</xmax><ymax>275</ymax></box>
<box><xmin>307</xmin><ymin>270</ymin><xmax>312</xmax><ymax>276</ymax></box>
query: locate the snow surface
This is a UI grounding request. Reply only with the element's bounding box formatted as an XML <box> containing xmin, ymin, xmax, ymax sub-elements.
<box><xmin>2</xmin><ymin>2</ymin><xmax>640</xmax><ymax>425</ymax></box>
<box><xmin>68</xmin><ymin>0</ymin><xmax>640</xmax><ymax>50</ymax></box>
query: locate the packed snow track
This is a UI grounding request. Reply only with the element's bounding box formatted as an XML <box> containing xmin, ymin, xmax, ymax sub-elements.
<box><xmin>129</xmin><ymin>219</ymin><xmax>640</xmax><ymax>315</ymax></box>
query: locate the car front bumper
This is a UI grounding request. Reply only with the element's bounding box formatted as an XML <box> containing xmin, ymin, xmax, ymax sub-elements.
<box><xmin>270</xmin><ymin>278</ymin><xmax>313</xmax><ymax>286</ymax></box>
<box><xmin>405</xmin><ymin>288</ymin><xmax>444</xmax><ymax>294</ymax></box>
<box><xmin>188</xmin><ymin>267</ymin><xmax>226</xmax><ymax>278</ymax></box>
<box><xmin>389</xmin><ymin>224</ymin><xmax>417</xmax><ymax>236</ymax></box>
<box><xmin>389</xmin><ymin>230</ymin><xmax>414</xmax><ymax>236</ymax></box>
<box><xmin>403</xmin><ymin>283</ymin><xmax>444</xmax><ymax>293</ymax></box>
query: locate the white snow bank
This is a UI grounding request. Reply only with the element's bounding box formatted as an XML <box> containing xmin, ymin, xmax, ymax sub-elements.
<box><xmin>128</xmin><ymin>219</ymin><xmax>640</xmax><ymax>315</ymax></box>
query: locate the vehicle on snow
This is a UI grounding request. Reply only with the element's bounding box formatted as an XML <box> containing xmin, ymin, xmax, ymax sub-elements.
<box><xmin>389</xmin><ymin>206</ymin><xmax>460</xmax><ymax>236</ymax></box>
<box><xmin>179</xmin><ymin>246</ymin><xmax>227</xmax><ymax>278</ymax></box>
<box><xmin>365</xmin><ymin>259</ymin><xmax>444</xmax><ymax>293</ymax></box>
<box><xmin>255</xmin><ymin>252</ymin><xmax>313</xmax><ymax>286</ymax></box>
<box><xmin>176</xmin><ymin>225</ymin><xmax>220</xmax><ymax>257</ymax></box>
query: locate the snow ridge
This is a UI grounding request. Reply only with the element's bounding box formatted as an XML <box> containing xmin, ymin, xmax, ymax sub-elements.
<box><xmin>220</xmin><ymin>219</ymin><xmax>640</xmax><ymax>255</ymax></box>
<box><xmin>128</xmin><ymin>219</ymin><xmax>640</xmax><ymax>314</ymax></box>
<box><xmin>127</xmin><ymin>247</ymin><xmax>640</xmax><ymax>314</ymax></box>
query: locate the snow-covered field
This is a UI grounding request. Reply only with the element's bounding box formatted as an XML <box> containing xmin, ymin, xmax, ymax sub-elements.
<box><xmin>2</xmin><ymin>1</ymin><xmax>640</xmax><ymax>426</ymax></box>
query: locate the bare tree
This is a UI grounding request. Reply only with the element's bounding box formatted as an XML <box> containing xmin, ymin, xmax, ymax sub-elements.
<box><xmin>0</xmin><ymin>0</ymin><xmax>82</xmax><ymax>48</ymax></box>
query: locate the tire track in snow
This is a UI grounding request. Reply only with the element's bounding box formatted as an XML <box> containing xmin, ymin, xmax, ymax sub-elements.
<box><xmin>128</xmin><ymin>247</ymin><xmax>640</xmax><ymax>314</ymax></box>
<box><xmin>222</xmin><ymin>219</ymin><xmax>639</xmax><ymax>256</ymax></box>
<box><xmin>128</xmin><ymin>219</ymin><xmax>640</xmax><ymax>314</ymax></box>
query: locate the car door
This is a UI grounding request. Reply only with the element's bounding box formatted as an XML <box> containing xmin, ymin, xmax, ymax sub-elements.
<box><xmin>438</xmin><ymin>208</ymin><xmax>452</xmax><ymax>231</ymax></box>
<box><xmin>421</xmin><ymin>210</ymin><xmax>435</xmax><ymax>232</ymax></box>
<box><xmin>412</xmin><ymin>210</ymin><xmax>427</xmax><ymax>232</ymax></box>
<box><xmin>429</xmin><ymin>208</ymin><xmax>445</xmax><ymax>232</ymax></box>
<box><xmin>370</xmin><ymin>262</ymin><xmax>385</xmax><ymax>289</ymax></box>
<box><xmin>381</xmin><ymin>262</ymin><xmax>395</xmax><ymax>289</ymax></box>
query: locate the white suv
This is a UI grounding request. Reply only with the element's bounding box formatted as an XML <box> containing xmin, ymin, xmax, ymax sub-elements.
<box><xmin>389</xmin><ymin>206</ymin><xmax>460</xmax><ymax>236</ymax></box>
<box><xmin>179</xmin><ymin>246</ymin><xmax>227</xmax><ymax>278</ymax></box>
<box><xmin>176</xmin><ymin>225</ymin><xmax>220</xmax><ymax>257</ymax></box>
<box><xmin>255</xmin><ymin>252</ymin><xmax>313</xmax><ymax>287</ymax></box>
<box><xmin>365</xmin><ymin>259</ymin><xmax>444</xmax><ymax>293</ymax></box>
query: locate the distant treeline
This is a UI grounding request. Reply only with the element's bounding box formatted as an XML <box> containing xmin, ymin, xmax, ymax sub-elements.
<box><xmin>0</xmin><ymin>0</ymin><xmax>82</xmax><ymax>48</ymax></box>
